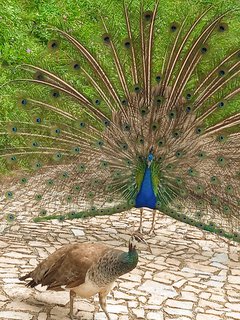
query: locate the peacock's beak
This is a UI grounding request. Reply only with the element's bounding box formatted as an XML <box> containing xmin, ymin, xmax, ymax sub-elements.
<box><xmin>147</xmin><ymin>159</ymin><xmax>152</xmax><ymax>168</ymax></box>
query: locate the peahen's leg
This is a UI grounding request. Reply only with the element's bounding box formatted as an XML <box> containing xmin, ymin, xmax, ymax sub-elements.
<box><xmin>69</xmin><ymin>290</ymin><xmax>76</xmax><ymax>319</ymax></box>
<box><xmin>137</xmin><ymin>208</ymin><xmax>144</xmax><ymax>233</ymax></box>
<box><xmin>99</xmin><ymin>293</ymin><xmax>110</xmax><ymax>320</ymax></box>
<box><xmin>149</xmin><ymin>209</ymin><xmax>157</xmax><ymax>235</ymax></box>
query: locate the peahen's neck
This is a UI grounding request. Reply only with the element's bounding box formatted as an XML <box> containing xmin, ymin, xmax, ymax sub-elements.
<box><xmin>91</xmin><ymin>249</ymin><xmax>138</xmax><ymax>286</ymax></box>
<box><xmin>118</xmin><ymin>249</ymin><xmax>139</xmax><ymax>275</ymax></box>
<box><xmin>111</xmin><ymin>249</ymin><xmax>138</xmax><ymax>279</ymax></box>
<box><xmin>135</xmin><ymin>166</ymin><xmax>157</xmax><ymax>209</ymax></box>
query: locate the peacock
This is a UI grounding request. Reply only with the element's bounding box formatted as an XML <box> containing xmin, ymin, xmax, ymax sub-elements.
<box><xmin>19</xmin><ymin>233</ymin><xmax>147</xmax><ymax>320</ymax></box>
<box><xmin>0</xmin><ymin>1</ymin><xmax>240</xmax><ymax>241</ymax></box>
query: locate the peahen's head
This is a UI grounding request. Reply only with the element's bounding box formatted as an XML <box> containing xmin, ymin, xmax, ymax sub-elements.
<box><xmin>129</xmin><ymin>232</ymin><xmax>151</xmax><ymax>252</ymax></box>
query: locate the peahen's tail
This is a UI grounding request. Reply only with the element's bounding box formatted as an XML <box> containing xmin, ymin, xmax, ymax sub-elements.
<box><xmin>0</xmin><ymin>1</ymin><xmax>240</xmax><ymax>241</ymax></box>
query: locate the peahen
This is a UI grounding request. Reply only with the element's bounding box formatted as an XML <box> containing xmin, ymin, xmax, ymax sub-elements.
<box><xmin>0</xmin><ymin>1</ymin><xmax>240</xmax><ymax>240</ymax></box>
<box><xmin>19</xmin><ymin>233</ymin><xmax>147</xmax><ymax>320</ymax></box>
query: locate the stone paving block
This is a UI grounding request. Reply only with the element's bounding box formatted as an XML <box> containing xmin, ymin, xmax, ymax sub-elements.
<box><xmin>35</xmin><ymin>290</ymin><xmax>70</xmax><ymax>306</ymax></box>
<box><xmin>0</xmin><ymin>209</ymin><xmax>239</xmax><ymax>319</ymax></box>
<box><xmin>0</xmin><ymin>311</ymin><xmax>33</xmax><ymax>320</ymax></box>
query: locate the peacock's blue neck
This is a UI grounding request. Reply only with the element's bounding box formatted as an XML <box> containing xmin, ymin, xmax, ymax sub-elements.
<box><xmin>135</xmin><ymin>166</ymin><xmax>157</xmax><ymax>209</ymax></box>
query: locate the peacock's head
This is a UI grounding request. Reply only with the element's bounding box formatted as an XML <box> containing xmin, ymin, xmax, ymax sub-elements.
<box><xmin>147</xmin><ymin>147</ymin><xmax>154</xmax><ymax>167</ymax></box>
<box><xmin>129</xmin><ymin>232</ymin><xmax>151</xmax><ymax>253</ymax></box>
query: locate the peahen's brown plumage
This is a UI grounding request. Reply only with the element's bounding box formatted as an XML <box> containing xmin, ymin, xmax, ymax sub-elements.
<box><xmin>0</xmin><ymin>1</ymin><xmax>240</xmax><ymax>241</ymax></box>
<box><xmin>19</xmin><ymin>233</ymin><xmax>145</xmax><ymax>320</ymax></box>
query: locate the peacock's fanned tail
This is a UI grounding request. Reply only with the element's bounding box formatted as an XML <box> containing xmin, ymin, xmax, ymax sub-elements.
<box><xmin>0</xmin><ymin>2</ymin><xmax>240</xmax><ymax>241</ymax></box>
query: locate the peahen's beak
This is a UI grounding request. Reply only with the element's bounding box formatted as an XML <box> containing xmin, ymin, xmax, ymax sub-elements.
<box><xmin>132</xmin><ymin>232</ymin><xmax>152</xmax><ymax>253</ymax></box>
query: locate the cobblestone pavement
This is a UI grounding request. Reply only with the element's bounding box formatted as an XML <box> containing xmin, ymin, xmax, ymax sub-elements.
<box><xmin>0</xmin><ymin>209</ymin><xmax>240</xmax><ymax>320</ymax></box>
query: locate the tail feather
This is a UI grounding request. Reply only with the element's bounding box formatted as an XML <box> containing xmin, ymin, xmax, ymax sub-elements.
<box><xmin>0</xmin><ymin>2</ymin><xmax>240</xmax><ymax>241</ymax></box>
<box><xmin>19</xmin><ymin>273</ymin><xmax>37</xmax><ymax>288</ymax></box>
<box><xmin>123</xmin><ymin>0</ymin><xmax>139</xmax><ymax>85</ymax></box>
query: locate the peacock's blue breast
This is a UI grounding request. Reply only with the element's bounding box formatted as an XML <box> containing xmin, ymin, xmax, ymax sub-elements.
<box><xmin>135</xmin><ymin>167</ymin><xmax>156</xmax><ymax>209</ymax></box>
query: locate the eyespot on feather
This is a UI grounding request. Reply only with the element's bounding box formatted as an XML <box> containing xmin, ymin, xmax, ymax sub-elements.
<box><xmin>217</xmin><ymin>22</ymin><xmax>228</xmax><ymax>33</ymax></box>
<box><xmin>102</xmin><ymin>33</ymin><xmax>111</xmax><ymax>45</ymax></box>
<box><xmin>143</xmin><ymin>11</ymin><xmax>153</xmax><ymax>22</ymax></box>
<box><xmin>48</xmin><ymin>39</ymin><xmax>60</xmax><ymax>51</ymax></box>
<box><xmin>170</xmin><ymin>22</ymin><xmax>179</xmax><ymax>32</ymax></box>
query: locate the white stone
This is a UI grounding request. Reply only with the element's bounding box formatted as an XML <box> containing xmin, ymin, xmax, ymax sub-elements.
<box><xmin>228</xmin><ymin>276</ymin><xmax>240</xmax><ymax>284</ymax></box>
<box><xmin>0</xmin><ymin>257</ymin><xmax>26</xmax><ymax>265</ymax></box>
<box><xmin>196</xmin><ymin>314</ymin><xmax>222</xmax><ymax>320</ymax></box>
<box><xmin>50</xmin><ymin>305</ymin><xmax>71</xmax><ymax>316</ymax></box>
<box><xmin>199</xmin><ymin>292</ymin><xmax>211</xmax><ymax>299</ymax></box>
<box><xmin>119</xmin><ymin>316</ymin><xmax>130</xmax><ymax>320</ymax></box>
<box><xmin>138</xmin><ymin>280</ymin><xmax>177</xmax><ymax>298</ymax></box>
<box><xmin>38</xmin><ymin>313</ymin><xmax>47</xmax><ymax>320</ymax></box>
<box><xmin>210</xmin><ymin>262</ymin><xmax>228</xmax><ymax>269</ymax></box>
<box><xmin>71</xmin><ymin>228</ymin><xmax>85</xmax><ymax>237</ymax></box>
<box><xmin>210</xmin><ymin>294</ymin><xmax>225</xmax><ymax>302</ymax></box>
<box><xmin>199</xmin><ymin>299</ymin><xmax>224</xmax><ymax>310</ymax></box>
<box><xmin>165</xmin><ymin>318</ymin><xmax>191</xmax><ymax>320</ymax></box>
<box><xmin>127</xmin><ymin>300</ymin><xmax>138</xmax><ymax>308</ymax></box>
<box><xmin>132</xmin><ymin>308</ymin><xmax>145</xmax><ymax>318</ymax></box>
<box><xmin>6</xmin><ymin>300</ymin><xmax>42</xmax><ymax>312</ymax></box>
<box><xmin>211</xmin><ymin>253</ymin><xmax>228</xmax><ymax>264</ymax></box>
<box><xmin>147</xmin><ymin>311</ymin><xmax>164</xmax><ymax>320</ymax></box>
<box><xmin>35</xmin><ymin>290</ymin><xmax>69</xmax><ymax>306</ymax></box>
<box><xmin>95</xmin><ymin>312</ymin><xmax>118</xmax><ymax>320</ymax></box>
<box><xmin>120</xmin><ymin>273</ymin><xmax>142</xmax><ymax>282</ymax></box>
<box><xmin>166</xmin><ymin>299</ymin><xmax>193</xmax><ymax>309</ymax></box>
<box><xmin>148</xmin><ymin>296</ymin><xmax>167</xmax><ymax>305</ymax></box>
<box><xmin>139</xmin><ymin>296</ymin><xmax>147</xmax><ymax>304</ymax></box>
<box><xmin>164</xmin><ymin>307</ymin><xmax>192</xmax><ymax>316</ymax></box>
<box><xmin>226</xmin><ymin>312</ymin><xmax>240</xmax><ymax>319</ymax></box>
<box><xmin>75</xmin><ymin>300</ymin><xmax>95</xmax><ymax>312</ymax></box>
<box><xmin>0</xmin><ymin>294</ymin><xmax>9</xmax><ymax>301</ymax></box>
<box><xmin>225</xmin><ymin>303</ymin><xmax>240</xmax><ymax>312</ymax></box>
<box><xmin>204</xmin><ymin>280</ymin><xmax>224</xmax><ymax>288</ymax></box>
<box><xmin>0</xmin><ymin>311</ymin><xmax>33</xmax><ymax>320</ymax></box>
<box><xmin>173</xmin><ymin>279</ymin><xmax>187</xmax><ymax>289</ymax></box>
<box><xmin>104</xmin><ymin>228</ymin><xmax>117</xmax><ymax>234</ymax></box>
<box><xmin>107</xmin><ymin>304</ymin><xmax>128</xmax><ymax>313</ymax></box>
<box><xmin>206</xmin><ymin>309</ymin><xmax>225</xmax><ymax>316</ymax></box>
<box><xmin>3</xmin><ymin>284</ymin><xmax>33</xmax><ymax>300</ymax></box>
<box><xmin>2</xmin><ymin>277</ymin><xmax>22</xmax><ymax>284</ymax></box>
<box><xmin>75</xmin><ymin>311</ymin><xmax>93</xmax><ymax>319</ymax></box>
<box><xmin>181</xmin><ymin>291</ymin><xmax>198</xmax><ymax>302</ymax></box>
<box><xmin>114</xmin><ymin>291</ymin><xmax>135</xmax><ymax>300</ymax></box>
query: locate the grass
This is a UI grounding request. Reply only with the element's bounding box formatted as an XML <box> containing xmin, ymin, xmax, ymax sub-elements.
<box><xmin>0</xmin><ymin>0</ymin><xmax>239</xmax><ymax>175</ymax></box>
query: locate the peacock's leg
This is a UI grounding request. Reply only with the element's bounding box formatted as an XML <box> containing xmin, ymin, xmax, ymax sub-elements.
<box><xmin>137</xmin><ymin>208</ymin><xmax>144</xmax><ymax>233</ymax></box>
<box><xmin>149</xmin><ymin>209</ymin><xmax>157</xmax><ymax>235</ymax></box>
<box><xmin>69</xmin><ymin>290</ymin><xmax>77</xmax><ymax>319</ymax></box>
<box><xmin>99</xmin><ymin>293</ymin><xmax>111</xmax><ymax>320</ymax></box>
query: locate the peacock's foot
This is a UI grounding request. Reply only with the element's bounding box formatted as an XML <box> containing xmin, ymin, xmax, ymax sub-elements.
<box><xmin>68</xmin><ymin>312</ymin><xmax>79</xmax><ymax>320</ymax></box>
<box><xmin>148</xmin><ymin>228</ymin><xmax>157</xmax><ymax>236</ymax></box>
<box><xmin>136</xmin><ymin>226</ymin><xmax>157</xmax><ymax>236</ymax></box>
<box><xmin>136</xmin><ymin>226</ymin><xmax>144</xmax><ymax>234</ymax></box>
